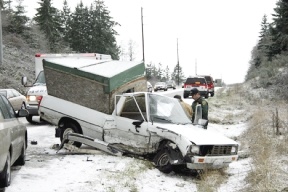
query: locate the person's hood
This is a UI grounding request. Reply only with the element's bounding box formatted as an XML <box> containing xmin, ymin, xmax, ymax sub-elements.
<box><xmin>153</xmin><ymin>122</ymin><xmax>238</xmax><ymax>145</ymax></box>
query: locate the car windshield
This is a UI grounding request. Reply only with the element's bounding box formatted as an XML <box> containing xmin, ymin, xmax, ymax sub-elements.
<box><xmin>148</xmin><ymin>94</ymin><xmax>191</xmax><ymax>124</ymax></box>
<box><xmin>34</xmin><ymin>71</ymin><xmax>46</xmax><ymax>85</ymax></box>
<box><xmin>167</xmin><ymin>81</ymin><xmax>173</xmax><ymax>84</ymax></box>
<box><xmin>0</xmin><ymin>90</ymin><xmax>7</xmax><ymax>97</ymax></box>
<box><xmin>186</xmin><ymin>78</ymin><xmax>206</xmax><ymax>84</ymax></box>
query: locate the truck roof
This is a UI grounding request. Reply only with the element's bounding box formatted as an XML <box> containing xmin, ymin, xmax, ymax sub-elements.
<box><xmin>43</xmin><ymin>58</ymin><xmax>146</xmax><ymax>94</ymax></box>
<box><xmin>43</xmin><ymin>58</ymin><xmax>143</xmax><ymax>78</ymax></box>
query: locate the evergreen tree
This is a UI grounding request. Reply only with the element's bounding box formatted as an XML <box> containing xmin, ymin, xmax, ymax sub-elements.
<box><xmin>0</xmin><ymin>0</ymin><xmax>3</xmax><ymax>9</ymax></box>
<box><xmin>67</xmin><ymin>1</ymin><xmax>90</xmax><ymax>52</ymax></box>
<box><xmin>156</xmin><ymin>63</ymin><xmax>164</xmax><ymax>80</ymax></box>
<box><xmin>145</xmin><ymin>62</ymin><xmax>152</xmax><ymax>80</ymax></box>
<box><xmin>268</xmin><ymin>0</ymin><xmax>288</xmax><ymax>59</ymax></box>
<box><xmin>164</xmin><ymin>65</ymin><xmax>170</xmax><ymax>81</ymax></box>
<box><xmin>253</xmin><ymin>14</ymin><xmax>271</xmax><ymax>67</ymax></box>
<box><xmin>60</xmin><ymin>0</ymin><xmax>71</xmax><ymax>43</ymax></box>
<box><xmin>171</xmin><ymin>64</ymin><xmax>185</xmax><ymax>85</ymax></box>
<box><xmin>34</xmin><ymin>0</ymin><xmax>63</xmax><ymax>51</ymax></box>
<box><xmin>7</xmin><ymin>0</ymin><xmax>29</xmax><ymax>34</ymax></box>
<box><xmin>89</xmin><ymin>0</ymin><xmax>120</xmax><ymax>59</ymax></box>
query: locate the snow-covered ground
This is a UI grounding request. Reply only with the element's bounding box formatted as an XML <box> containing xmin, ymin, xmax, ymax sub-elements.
<box><xmin>4</xmin><ymin>87</ymin><xmax>252</xmax><ymax>192</ymax></box>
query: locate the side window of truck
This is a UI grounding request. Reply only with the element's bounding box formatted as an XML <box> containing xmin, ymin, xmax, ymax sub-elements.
<box><xmin>120</xmin><ymin>96</ymin><xmax>146</xmax><ymax>120</ymax></box>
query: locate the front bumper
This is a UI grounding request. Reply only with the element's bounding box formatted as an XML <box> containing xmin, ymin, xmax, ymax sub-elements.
<box><xmin>184</xmin><ymin>90</ymin><xmax>208</xmax><ymax>97</ymax></box>
<box><xmin>26</xmin><ymin>104</ymin><xmax>39</xmax><ymax>116</ymax></box>
<box><xmin>186</xmin><ymin>155</ymin><xmax>238</xmax><ymax>169</ymax></box>
<box><xmin>154</xmin><ymin>87</ymin><xmax>166</xmax><ymax>90</ymax></box>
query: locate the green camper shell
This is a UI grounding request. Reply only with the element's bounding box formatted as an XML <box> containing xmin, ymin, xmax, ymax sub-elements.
<box><xmin>43</xmin><ymin>58</ymin><xmax>147</xmax><ymax>114</ymax></box>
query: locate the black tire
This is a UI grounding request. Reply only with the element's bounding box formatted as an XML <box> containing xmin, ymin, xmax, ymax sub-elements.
<box><xmin>172</xmin><ymin>164</ymin><xmax>187</xmax><ymax>174</ymax></box>
<box><xmin>183</xmin><ymin>93</ymin><xmax>189</xmax><ymax>98</ymax></box>
<box><xmin>205</xmin><ymin>93</ymin><xmax>209</xmax><ymax>99</ymax></box>
<box><xmin>0</xmin><ymin>153</ymin><xmax>11</xmax><ymax>188</ymax></box>
<box><xmin>26</xmin><ymin>115</ymin><xmax>38</xmax><ymax>124</ymax></box>
<box><xmin>14</xmin><ymin>141</ymin><xmax>26</xmax><ymax>166</ymax></box>
<box><xmin>60</xmin><ymin>123</ymin><xmax>82</xmax><ymax>148</ymax></box>
<box><xmin>153</xmin><ymin>148</ymin><xmax>173</xmax><ymax>174</ymax></box>
<box><xmin>210</xmin><ymin>92</ymin><xmax>214</xmax><ymax>97</ymax></box>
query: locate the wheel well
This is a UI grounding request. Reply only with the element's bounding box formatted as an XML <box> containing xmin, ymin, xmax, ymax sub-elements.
<box><xmin>58</xmin><ymin>117</ymin><xmax>83</xmax><ymax>134</ymax></box>
<box><xmin>157</xmin><ymin>140</ymin><xmax>174</xmax><ymax>151</ymax></box>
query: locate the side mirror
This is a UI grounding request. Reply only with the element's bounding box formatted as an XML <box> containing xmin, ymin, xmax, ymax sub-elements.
<box><xmin>21</xmin><ymin>76</ymin><xmax>27</xmax><ymax>86</ymax></box>
<box><xmin>17</xmin><ymin>109</ymin><xmax>29</xmax><ymax>117</ymax></box>
<box><xmin>193</xmin><ymin>104</ymin><xmax>202</xmax><ymax>125</ymax></box>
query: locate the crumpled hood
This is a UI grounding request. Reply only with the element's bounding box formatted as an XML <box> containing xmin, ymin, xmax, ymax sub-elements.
<box><xmin>154</xmin><ymin>122</ymin><xmax>238</xmax><ymax>145</ymax></box>
<box><xmin>27</xmin><ymin>85</ymin><xmax>47</xmax><ymax>95</ymax></box>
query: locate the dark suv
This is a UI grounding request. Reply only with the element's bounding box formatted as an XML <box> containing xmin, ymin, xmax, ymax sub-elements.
<box><xmin>183</xmin><ymin>77</ymin><xmax>209</xmax><ymax>98</ymax></box>
<box><xmin>199</xmin><ymin>75</ymin><xmax>215</xmax><ymax>97</ymax></box>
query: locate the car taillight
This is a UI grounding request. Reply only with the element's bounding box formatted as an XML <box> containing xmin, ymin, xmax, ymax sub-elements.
<box><xmin>37</xmin><ymin>96</ymin><xmax>43</xmax><ymax>108</ymax></box>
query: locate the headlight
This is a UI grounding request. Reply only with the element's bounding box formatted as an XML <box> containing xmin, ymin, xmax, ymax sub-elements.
<box><xmin>231</xmin><ymin>146</ymin><xmax>237</xmax><ymax>153</ymax></box>
<box><xmin>191</xmin><ymin>145</ymin><xmax>200</xmax><ymax>154</ymax></box>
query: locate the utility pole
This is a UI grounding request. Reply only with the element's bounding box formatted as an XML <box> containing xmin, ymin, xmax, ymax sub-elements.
<box><xmin>0</xmin><ymin>9</ymin><xmax>3</xmax><ymax>65</ymax></box>
<box><xmin>177</xmin><ymin>38</ymin><xmax>180</xmax><ymax>86</ymax></box>
<box><xmin>141</xmin><ymin>7</ymin><xmax>145</xmax><ymax>63</ymax></box>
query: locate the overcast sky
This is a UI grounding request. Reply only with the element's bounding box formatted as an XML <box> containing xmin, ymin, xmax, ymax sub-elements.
<box><xmin>21</xmin><ymin>0</ymin><xmax>277</xmax><ymax>84</ymax></box>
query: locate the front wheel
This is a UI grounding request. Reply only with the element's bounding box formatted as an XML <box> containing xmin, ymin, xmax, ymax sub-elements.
<box><xmin>0</xmin><ymin>153</ymin><xmax>11</xmax><ymax>188</ymax></box>
<box><xmin>60</xmin><ymin>123</ymin><xmax>82</xmax><ymax>148</ymax></box>
<box><xmin>210</xmin><ymin>92</ymin><xmax>214</xmax><ymax>97</ymax></box>
<box><xmin>26</xmin><ymin>115</ymin><xmax>38</xmax><ymax>124</ymax></box>
<box><xmin>153</xmin><ymin>148</ymin><xmax>173</xmax><ymax>173</ymax></box>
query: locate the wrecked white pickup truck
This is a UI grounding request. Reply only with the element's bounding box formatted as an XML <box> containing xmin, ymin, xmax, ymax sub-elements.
<box><xmin>38</xmin><ymin>57</ymin><xmax>239</xmax><ymax>173</ymax></box>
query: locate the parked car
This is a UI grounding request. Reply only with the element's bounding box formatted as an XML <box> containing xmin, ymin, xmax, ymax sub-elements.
<box><xmin>0</xmin><ymin>89</ymin><xmax>27</xmax><ymax>111</ymax></box>
<box><xmin>166</xmin><ymin>80</ymin><xmax>176</xmax><ymax>89</ymax></box>
<box><xmin>147</xmin><ymin>81</ymin><xmax>153</xmax><ymax>92</ymax></box>
<box><xmin>199</xmin><ymin>75</ymin><xmax>215</xmax><ymax>97</ymax></box>
<box><xmin>0</xmin><ymin>94</ymin><xmax>29</xmax><ymax>188</ymax></box>
<box><xmin>154</xmin><ymin>82</ymin><xmax>168</xmax><ymax>92</ymax></box>
<box><xmin>183</xmin><ymin>77</ymin><xmax>209</xmax><ymax>98</ymax></box>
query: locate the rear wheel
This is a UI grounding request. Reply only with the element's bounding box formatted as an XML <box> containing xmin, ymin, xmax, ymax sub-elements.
<box><xmin>60</xmin><ymin>123</ymin><xmax>82</xmax><ymax>148</ymax></box>
<box><xmin>183</xmin><ymin>93</ymin><xmax>189</xmax><ymax>98</ymax></box>
<box><xmin>0</xmin><ymin>153</ymin><xmax>11</xmax><ymax>188</ymax></box>
<box><xmin>210</xmin><ymin>92</ymin><xmax>214</xmax><ymax>97</ymax></box>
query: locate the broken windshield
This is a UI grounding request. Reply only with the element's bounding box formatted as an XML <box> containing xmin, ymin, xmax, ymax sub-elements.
<box><xmin>34</xmin><ymin>71</ymin><xmax>46</xmax><ymax>85</ymax></box>
<box><xmin>149</xmin><ymin>94</ymin><xmax>192</xmax><ymax>124</ymax></box>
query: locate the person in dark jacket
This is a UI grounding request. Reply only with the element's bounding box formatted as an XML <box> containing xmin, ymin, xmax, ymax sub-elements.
<box><xmin>191</xmin><ymin>88</ymin><xmax>208</xmax><ymax>128</ymax></box>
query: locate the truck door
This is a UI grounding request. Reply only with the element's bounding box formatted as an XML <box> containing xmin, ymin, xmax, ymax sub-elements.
<box><xmin>105</xmin><ymin>94</ymin><xmax>151</xmax><ymax>152</ymax></box>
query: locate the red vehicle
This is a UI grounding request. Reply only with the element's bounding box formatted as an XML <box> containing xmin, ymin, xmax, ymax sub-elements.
<box><xmin>199</xmin><ymin>75</ymin><xmax>215</xmax><ymax>97</ymax></box>
<box><xmin>183</xmin><ymin>77</ymin><xmax>209</xmax><ymax>98</ymax></box>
